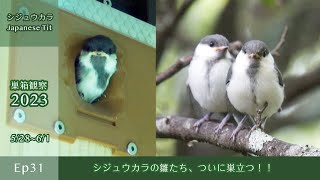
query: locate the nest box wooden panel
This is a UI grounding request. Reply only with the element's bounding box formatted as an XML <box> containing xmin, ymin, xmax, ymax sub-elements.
<box><xmin>6</xmin><ymin>0</ymin><xmax>156</xmax><ymax>156</ymax></box>
<box><xmin>59</xmin><ymin>10</ymin><xmax>156</xmax><ymax>155</ymax></box>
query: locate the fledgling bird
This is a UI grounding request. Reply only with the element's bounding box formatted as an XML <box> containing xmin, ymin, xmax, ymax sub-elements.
<box><xmin>75</xmin><ymin>35</ymin><xmax>117</xmax><ymax>104</ymax></box>
<box><xmin>226</xmin><ymin>40</ymin><xmax>284</xmax><ymax>137</ymax></box>
<box><xmin>187</xmin><ymin>34</ymin><xmax>235</xmax><ymax>132</ymax></box>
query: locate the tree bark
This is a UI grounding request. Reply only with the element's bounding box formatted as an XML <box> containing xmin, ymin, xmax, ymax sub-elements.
<box><xmin>157</xmin><ymin>116</ymin><xmax>320</xmax><ymax>156</ymax></box>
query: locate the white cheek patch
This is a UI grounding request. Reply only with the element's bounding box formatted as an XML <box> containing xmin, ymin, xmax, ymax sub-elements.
<box><xmin>234</xmin><ymin>51</ymin><xmax>250</xmax><ymax>69</ymax></box>
<box><xmin>265</xmin><ymin>53</ymin><xmax>275</xmax><ymax>64</ymax></box>
<box><xmin>194</xmin><ymin>44</ymin><xmax>221</xmax><ymax>59</ymax></box>
<box><xmin>109</xmin><ymin>54</ymin><xmax>117</xmax><ymax>59</ymax></box>
<box><xmin>104</xmin><ymin>53</ymin><xmax>117</xmax><ymax>73</ymax></box>
<box><xmin>80</xmin><ymin>53</ymin><xmax>94</xmax><ymax>69</ymax></box>
<box><xmin>80</xmin><ymin>50</ymin><xmax>88</xmax><ymax>56</ymax></box>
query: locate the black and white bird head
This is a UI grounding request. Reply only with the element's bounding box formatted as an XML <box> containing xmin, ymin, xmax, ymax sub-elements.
<box><xmin>194</xmin><ymin>34</ymin><xmax>229</xmax><ymax>60</ymax></box>
<box><xmin>82</xmin><ymin>35</ymin><xmax>117</xmax><ymax>56</ymax></box>
<box><xmin>239</xmin><ymin>40</ymin><xmax>272</xmax><ymax>63</ymax></box>
<box><xmin>75</xmin><ymin>35</ymin><xmax>118</xmax><ymax>104</ymax></box>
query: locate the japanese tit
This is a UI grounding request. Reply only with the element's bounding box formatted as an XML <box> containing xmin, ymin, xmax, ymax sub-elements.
<box><xmin>226</xmin><ymin>40</ymin><xmax>284</xmax><ymax>132</ymax></box>
<box><xmin>75</xmin><ymin>35</ymin><xmax>117</xmax><ymax>104</ymax></box>
<box><xmin>187</xmin><ymin>34</ymin><xmax>236</xmax><ymax>132</ymax></box>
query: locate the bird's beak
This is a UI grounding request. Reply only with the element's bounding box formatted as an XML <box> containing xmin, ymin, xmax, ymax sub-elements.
<box><xmin>91</xmin><ymin>51</ymin><xmax>109</xmax><ymax>58</ymax></box>
<box><xmin>248</xmin><ymin>53</ymin><xmax>261</xmax><ymax>60</ymax></box>
<box><xmin>215</xmin><ymin>46</ymin><xmax>228</xmax><ymax>52</ymax></box>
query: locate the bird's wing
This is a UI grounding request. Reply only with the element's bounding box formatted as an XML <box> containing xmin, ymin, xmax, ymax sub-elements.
<box><xmin>186</xmin><ymin>83</ymin><xmax>191</xmax><ymax>92</ymax></box>
<box><xmin>275</xmin><ymin>64</ymin><xmax>284</xmax><ymax>87</ymax></box>
<box><xmin>226</xmin><ymin>65</ymin><xmax>233</xmax><ymax>85</ymax></box>
<box><xmin>275</xmin><ymin>64</ymin><xmax>284</xmax><ymax>112</ymax></box>
<box><xmin>186</xmin><ymin>83</ymin><xmax>195</xmax><ymax>109</ymax></box>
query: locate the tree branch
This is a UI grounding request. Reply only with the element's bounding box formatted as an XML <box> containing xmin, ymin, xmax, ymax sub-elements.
<box><xmin>228</xmin><ymin>40</ymin><xmax>242</xmax><ymax>57</ymax></box>
<box><xmin>271</xmin><ymin>25</ymin><xmax>288</xmax><ymax>57</ymax></box>
<box><xmin>156</xmin><ymin>55</ymin><xmax>193</xmax><ymax>85</ymax></box>
<box><xmin>283</xmin><ymin>65</ymin><xmax>320</xmax><ymax>106</ymax></box>
<box><xmin>156</xmin><ymin>116</ymin><xmax>320</xmax><ymax>156</ymax></box>
<box><xmin>157</xmin><ymin>0</ymin><xmax>196</xmax><ymax>68</ymax></box>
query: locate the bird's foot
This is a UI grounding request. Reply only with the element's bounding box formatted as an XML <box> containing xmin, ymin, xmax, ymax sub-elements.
<box><xmin>229</xmin><ymin>115</ymin><xmax>247</xmax><ymax>142</ymax></box>
<box><xmin>258</xmin><ymin>121</ymin><xmax>265</xmax><ymax>131</ymax></box>
<box><xmin>256</xmin><ymin>102</ymin><xmax>268</xmax><ymax>121</ymax></box>
<box><xmin>230</xmin><ymin>123</ymin><xmax>243</xmax><ymax>142</ymax></box>
<box><xmin>214</xmin><ymin>122</ymin><xmax>226</xmax><ymax>134</ymax></box>
<box><xmin>193</xmin><ymin>113</ymin><xmax>211</xmax><ymax>133</ymax></box>
<box><xmin>247</xmin><ymin>124</ymin><xmax>261</xmax><ymax>138</ymax></box>
<box><xmin>214</xmin><ymin>113</ymin><xmax>231</xmax><ymax>134</ymax></box>
<box><xmin>255</xmin><ymin>113</ymin><xmax>261</xmax><ymax>124</ymax></box>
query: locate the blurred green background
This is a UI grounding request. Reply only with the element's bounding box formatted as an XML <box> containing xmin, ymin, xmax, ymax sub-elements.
<box><xmin>156</xmin><ymin>0</ymin><xmax>320</xmax><ymax>156</ymax></box>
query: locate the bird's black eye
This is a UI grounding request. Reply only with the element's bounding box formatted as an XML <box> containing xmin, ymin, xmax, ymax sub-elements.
<box><xmin>243</xmin><ymin>49</ymin><xmax>246</xmax><ymax>54</ymax></box>
<box><xmin>209</xmin><ymin>41</ymin><xmax>214</xmax><ymax>47</ymax></box>
<box><xmin>263</xmin><ymin>50</ymin><xmax>268</xmax><ymax>57</ymax></box>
